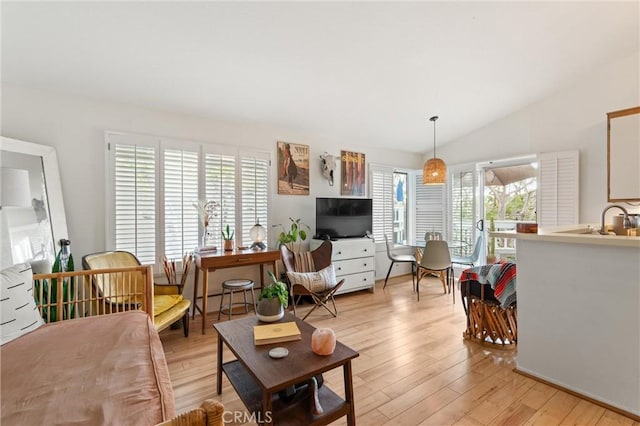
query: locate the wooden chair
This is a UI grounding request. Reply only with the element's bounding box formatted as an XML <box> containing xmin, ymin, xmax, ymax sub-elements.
<box><xmin>82</xmin><ymin>251</ymin><xmax>191</xmax><ymax>336</ymax></box>
<box><xmin>414</xmin><ymin>247</ymin><xmax>447</xmax><ymax>295</ymax></box>
<box><xmin>460</xmin><ymin>280</ymin><xmax>517</xmax><ymax>349</ymax></box>
<box><xmin>416</xmin><ymin>240</ymin><xmax>454</xmax><ymax>302</ymax></box>
<box><xmin>156</xmin><ymin>399</ymin><xmax>224</xmax><ymax>426</ymax></box>
<box><xmin>280</xmin><ymin>241</ymin><xmax>345</xmax><ymax>320</ymax></box>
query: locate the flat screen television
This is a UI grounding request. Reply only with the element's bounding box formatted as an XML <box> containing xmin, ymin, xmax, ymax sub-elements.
<box><xmin>315</xmin><ymin>197</ymin><xmax>373</xmax><ymax>239</ymax></box>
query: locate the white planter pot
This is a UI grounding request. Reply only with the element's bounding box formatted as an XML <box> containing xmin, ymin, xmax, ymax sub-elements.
<box><xmin>256</xmin><ymin>298</ymin><xmax>284</xmax><ymax>322</ymax></box>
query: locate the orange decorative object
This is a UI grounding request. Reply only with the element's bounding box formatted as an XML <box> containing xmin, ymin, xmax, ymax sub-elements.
<box><xmin>311</xmin><ymin>328</ymin><xmax>336</xmax><ymax>356</ymax></box>
<box><xmin>516</xmin><ymin>222</ymin><xmax>538</xmax><ymax>233</ymax></box>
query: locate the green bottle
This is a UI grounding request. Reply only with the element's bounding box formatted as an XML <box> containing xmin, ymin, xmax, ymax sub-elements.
<box><xmin>36</xmin><ymin>239</ymin><xmax>75</xmax><ymax>322</ymax></box>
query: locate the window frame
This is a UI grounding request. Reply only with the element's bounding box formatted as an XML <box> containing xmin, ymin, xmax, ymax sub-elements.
<box><xmin>105</xmin><ymin>131</ymin><xmax>271</xmax><ymax>265</ymax></box>
<box><xmin>369</xmin><ymin>163</ymin><xmax>416</xmax><ymax>249</ymax></box>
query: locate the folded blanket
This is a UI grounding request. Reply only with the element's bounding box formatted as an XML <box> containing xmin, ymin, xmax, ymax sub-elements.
<box><xmin>459</xmin><ymin>262</ymin><xmax>516</xmax><ymax>308</ymax></box>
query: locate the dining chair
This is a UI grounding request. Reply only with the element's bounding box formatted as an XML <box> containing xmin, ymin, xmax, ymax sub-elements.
<box><xmin>416</xmin><ymin>240</ymin><xmax>454</xmax><ymax>302</ymax></box>
<box><xmin>451</xmin><ymin>236</ymin><xmax>482</xmax><ymax>268</ymax></box>
<box><xmin>383</xmin><ymin>234</ymin><xmax>416</xmax><ymax>290</ymax></box>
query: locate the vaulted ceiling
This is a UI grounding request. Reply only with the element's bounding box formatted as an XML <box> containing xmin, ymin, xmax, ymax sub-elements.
<box><xmin>2</xmin><ymin>2</ymin><xmax>638</xmax><ymax>153</ymax></box>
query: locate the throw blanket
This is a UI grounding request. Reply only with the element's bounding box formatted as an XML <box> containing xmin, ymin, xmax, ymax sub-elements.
<box><xmin>459</xmin><ymin>262</ymin><xmax>517</xmax><ymax>309</ymax></box>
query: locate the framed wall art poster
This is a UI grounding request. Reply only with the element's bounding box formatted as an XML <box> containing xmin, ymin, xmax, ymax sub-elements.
<box><xmin>277</xmin><ymin>141</ymin><xmax>310</xmax><ymax>195</ymax></box>
<box><xmin>340</xmin><ymin>150</ymin><xmax>365</xmax><ymax>196</ymax></box>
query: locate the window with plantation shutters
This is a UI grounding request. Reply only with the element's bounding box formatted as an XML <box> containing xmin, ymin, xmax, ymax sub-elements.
<box><xmin>163</xmin><ymin>148</ymin><xmax>199</xmax><ymax>259</ymax></box>
<box><xmin>415</xmin><ymin>172</ymin><xmax>445</xmax><ymax>242</ymax></box>
<box><xmin>204</xmin><ymin>152</ymin><xmax>236</xmax><ymax>249</ymax></box>
<box><xmin>240</xmin><ymin>154</ymin><xmax>269</xmax><ymax>246</ymax></box>
<box><xmin>370</xmin><ymin>165</ymin><xmax>394</xmax><ymax>243</ymax></box>
<box><xmin>110</xmin><ymin>138</ymin><xmax>157</xmax><ymax>265</ymax></box>
<box><xmin>107</xmin><ymin>131</ymin><xmax>271</xmax><ymax>265</ymax></box>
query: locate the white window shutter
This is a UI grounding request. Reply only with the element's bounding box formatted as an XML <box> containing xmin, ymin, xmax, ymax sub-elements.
<box><xmin>110</xmin><ymin>139</ymin><xmax>157</xmax><ymax>265</ymax></box>
<box><xmin>370</xmin><ymin>165</ymin><xmax>394</xmax><ymax>242</ymax></box>
<box><xmin>537</xmin><ymin>150</ymin><xmax>579</xmax><ymax>228</ymax></box>
<box><xmin>163</xmin><ymin>148</ymin><xmax>199</xmax><ymax>258</ymax></box>
<box><xmin>240</xmin><ymin>153</ymin><xmax>270</xmax><ymax>246</ymax></box>
<box><xmin>415</xmin><ymin>173</ymin><xmax>445</xmax><ymax>241</ymax></box>
<box><xmin>450</xmin><ymin>169</ymin><xmax>475</xmax><ymax>244</ymax></box>
<box><xmin>107</xmin><ymin>133</ymin><xmax>272</xmax><ymax>261</ymax></box>
<box><xmin>205</xmin><ymin>152</ymin><xmax>236</xmax><ymax>248</ymax></box>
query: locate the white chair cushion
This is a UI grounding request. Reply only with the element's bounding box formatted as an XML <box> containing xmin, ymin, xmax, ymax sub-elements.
<box><xmin>287</xmin><ymin>265</ymin><xmax>337</xmax><ymax>293</ymax></box>
<box><xmin>1</xmin><ymin>263</ymin><xmax>44</xmax><ymax>345</ymax></box>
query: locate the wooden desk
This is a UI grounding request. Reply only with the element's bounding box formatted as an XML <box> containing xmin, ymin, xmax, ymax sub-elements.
<box><xmin>193</xmin><ymin>248</ymin><xmax>280</xmax><ymax>334</ymax></box>
<box><xmin>214</xmin><ymin>313</ymin><xmax>359</xmax><ymax>426</ymax></box>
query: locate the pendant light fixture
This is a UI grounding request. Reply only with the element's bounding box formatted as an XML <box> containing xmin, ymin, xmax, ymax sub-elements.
<box><xmin>422</xmin><ymin>115</ymin><xmax>447</xmax><ymax>185</ymax></box>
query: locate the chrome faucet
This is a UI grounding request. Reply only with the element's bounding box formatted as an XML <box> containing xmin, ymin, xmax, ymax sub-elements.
<box><xmin>600</xmin><ymin>204</ymin><xmax>631</xmax><ymax>235</ymax></box>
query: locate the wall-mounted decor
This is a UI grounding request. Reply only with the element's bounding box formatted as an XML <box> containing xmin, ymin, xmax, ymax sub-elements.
<box><xmin>320</xmin><ymin>152</ymin><xmax>337</xmax><ymax>186</ymax></box>
<box><xmin>277</xmin><ymin>141</ymin><xmax>309</xmax><ymax>195</ymax></box>
<box><xmin>607</xmin><ymin>106</ymin><xmax>640</xmax><ymax>202</ymax></box>
<box><xmin>340</xmin><ymin>151</ymin><xmax>365</xmax><ymax>196</ymax></box>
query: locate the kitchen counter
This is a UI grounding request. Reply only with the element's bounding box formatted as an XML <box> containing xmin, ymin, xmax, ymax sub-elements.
<box><xmin>491</xmin><ymin>224</ymin><xmax>640</xmax><ymax>247</ymax></box>
<box><xmin>516</xmin><ymin>225</ymin><xmax>640</xmax><ymax>417</ymax></box>
<box><xmin>520</xmin><ymin>224</ymin><xmax>639</xmax><ymax>247</ymax></box>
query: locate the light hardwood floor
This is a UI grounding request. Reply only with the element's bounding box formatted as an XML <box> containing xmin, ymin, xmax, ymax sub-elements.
<box><xmin>160</xmin><ymin>275</ymin><xmax>639</xmax><ymax>425</ymax></box>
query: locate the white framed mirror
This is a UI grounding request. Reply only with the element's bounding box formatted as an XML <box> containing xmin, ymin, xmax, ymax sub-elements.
<box><xmin>1</xmin><ymin>136</ymin><xmax>68</xmax><ymax>271</ymax></box>
<box><xmin>607</xmin><ymin>106</ymin><xmax>640</xmax><ymax>202</ymax></box>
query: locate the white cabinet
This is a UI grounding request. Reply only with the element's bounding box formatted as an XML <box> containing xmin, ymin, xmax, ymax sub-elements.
<box><xmin>311</xmin><ymin>238</ymin><xmax>375</xmax><ymax>295</ymax></box>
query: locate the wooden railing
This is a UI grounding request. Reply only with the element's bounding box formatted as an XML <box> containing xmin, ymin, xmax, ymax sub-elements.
<box><xmin>32</xmin><ymin>265</ymin><xmax>153</xmax><ymax>323</ymax></box>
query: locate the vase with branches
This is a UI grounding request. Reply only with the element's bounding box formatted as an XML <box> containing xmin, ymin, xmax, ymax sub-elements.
<box><xmin>194</xmin><ymin>200</ymin><xmax>219</xmax><ymax>248</ymax></box>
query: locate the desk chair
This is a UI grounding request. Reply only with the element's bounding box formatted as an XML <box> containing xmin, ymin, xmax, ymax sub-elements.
<box><xmin>280</xmin><ymin>241</ymin><xmax>345</xmax><ymax>320</ymax></box>
<box><xmin>82</xmin><ymin>251</ymin><xmax>191</xmax><ymax>336</ymax></box>
<box><xmin>383</xmin><ymin>234</ymin><xmax>416</xmax><ymax>290</ymax></box>
<box><xmin>416</xmin><ymin>240</ymin><xmax>454</xmax><ymax>302</ymax></box>
<box><xmin>451</xmin><ymin>236</ymin><xmax>482</xmax><ymax>268</ymax></box>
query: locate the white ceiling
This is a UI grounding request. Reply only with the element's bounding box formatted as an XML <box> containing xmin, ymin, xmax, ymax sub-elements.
<box><xmin>2</xmin><ymin>2</ymin><xmax>638</xmax><ymax>153</ymax></box>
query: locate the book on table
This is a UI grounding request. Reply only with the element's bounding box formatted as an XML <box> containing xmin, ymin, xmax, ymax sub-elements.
<box><xmin>253</xmin><ymin>321</ymin><xmax>301</xmax><ymax>346</ymax></box>
<box><xmin>195</xmin><ymin>246</ymin><xmax>217</xmax><ymax>253</ymax></box>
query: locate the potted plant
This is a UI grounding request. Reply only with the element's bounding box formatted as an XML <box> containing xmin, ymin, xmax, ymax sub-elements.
<box><xmin>487</xmin><ymin>217</ymin><xmax>497</xmax><ymax>264</ymax></box>
<box><xmin>256</xmin><ymin>271</ymin><xmax>289</xmax><ymax>322</ymax></box>
<box><xmin>222</xmin><ymin>224</ymin><xmax>234</xmax><ymax>251</ymax></box>
<box><xmin>273</xmin><ymin>217</ymin><xmax>310</xmax><ymax>253</ymax></box>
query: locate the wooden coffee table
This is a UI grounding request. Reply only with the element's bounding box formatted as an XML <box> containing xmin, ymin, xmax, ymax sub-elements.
<box><xmin>214</xmin><ymin>313</ymin><xmax>359</xmax><ymax>425</ymax></box>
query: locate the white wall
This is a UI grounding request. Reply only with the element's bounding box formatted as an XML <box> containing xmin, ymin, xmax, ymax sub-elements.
<box><xmin>1</xmin><ymin>84</ymin><xmax>423</xmax><ymax>311</ymax></box>
<box><xmin>1</xmin><ymin>84</ymin><xmax>423</xmax><ymax>258</ymax></box>
<box><xmin>436</xmin><ymin>50</ymin><xmax>640</xmax><ymax>223</ymax></box>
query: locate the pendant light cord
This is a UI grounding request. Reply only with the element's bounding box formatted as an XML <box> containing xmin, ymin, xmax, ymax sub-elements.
<box><xmin>430</xmin><ymin>115</ymin><xmax>438</xmax><ymax>158</ymax></box>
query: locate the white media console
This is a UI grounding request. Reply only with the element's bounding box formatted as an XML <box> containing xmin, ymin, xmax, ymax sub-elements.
<box><xmin>311</xmin><ymin>238</ymin><xmax>375</xmax><ymax>295</ymax></box>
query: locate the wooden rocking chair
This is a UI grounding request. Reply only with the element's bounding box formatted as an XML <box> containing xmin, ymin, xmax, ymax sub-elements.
<box><xmin>280</xmin><ymin>241</ymin><xmax>345</xmax><ymax>320</ymax></box>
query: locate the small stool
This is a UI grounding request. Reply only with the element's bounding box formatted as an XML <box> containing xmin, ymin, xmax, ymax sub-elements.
<box><xmin>218</xmin><ymin>279</ymin><xmax>256</xmax><ymax>320</ymax></box>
